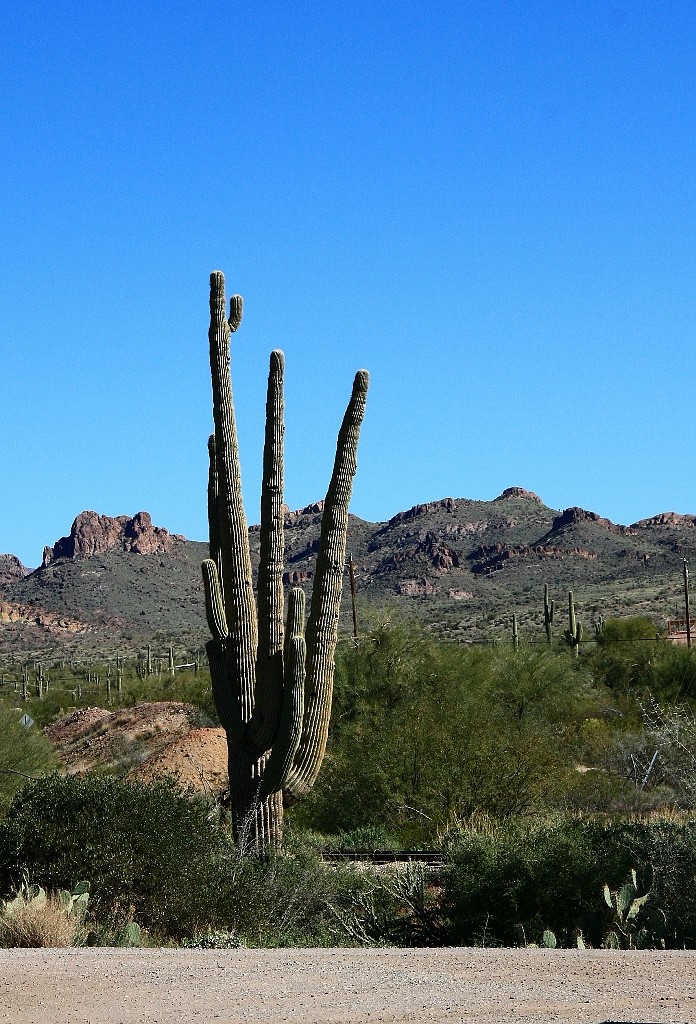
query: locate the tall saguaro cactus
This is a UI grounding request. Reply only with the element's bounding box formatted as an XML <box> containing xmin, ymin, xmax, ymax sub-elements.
<box><xmin>543</xmin><ymin>583</ymin><xmax>554</xmax><ymax>645</ymax></box>
<box><xmin>564</xmin><ymin>590</ymin><xmax>583</xmax><ymax>658</ymax></box>
<box><xmin>202</xmin><ymin>270</ymin><xmax>369</xmax><ymax>852</ymax></box>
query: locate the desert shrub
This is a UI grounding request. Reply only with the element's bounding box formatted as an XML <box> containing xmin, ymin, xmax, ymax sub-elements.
<box><xmin>0</xmin><ymin>892</ymin><xmax>77</xmax><ymax>948</ymax></box>
<box><xmin>596</xmin><ymin>616</ymin><xmax>660</xmax><ymax>644</ymax></box>
<box><xmin>440</xmin><ymin>817</ymin><xmax>642</xmax><ymax>947</ymax></box>
<box><xmin>440</xmin><ymin>815</ymin><xmax>696</xmax><ymax>948</ymax></box>
<box><xmin>0</xmin><ymin>877</ymin><xmax>89</xmax><ymax>948</ymax></box>
<box><xmin>330</xmin><ymin>861</ymin><xmax>445</xmax><ymax>947</ymax></box>
<box><xmin>82</xmin><ymin>904</ymin><xmax>144</xmax><ymax>947</ymax></box>
<box><xmin>0</xmin><ymin>774</ymin><xmax>231</xmax><ymax>938</ymax></box>
<box><xmin>214</xmin><ymin>846</ymin><xmax>366</xmax><ymax>947</ymax></box>
<box><xmin>0</xmin><ymin>774</ymin><xmax>369</xmax><ymax>944</ymax></box>
<box><xmin>641</xmin><ymin>819</ymin><xmax>696</xmax><ymax>946</ymax></box>
<box><xmin>0</xmin><ymin>711</ymin><xmax>58</xmax><ymax>815</ymax></box>
<box><xmin>597</xmin><ymin>699</ymin><xmax>696</xmax><ymax>809</ymax></box>
<box><xmin>328</xmin><ymin>825</ymin><xmax>403</xmax><ymax>851</ymax></box>
<box><xmin>295</xmin><ymin>633</ymin><xmax>600</xmax><ymax>842</ymax></box>
<box><xmin>591</xmin><ymin>621</ymin><xmax>696</xmax><ymax>704</ymax></box>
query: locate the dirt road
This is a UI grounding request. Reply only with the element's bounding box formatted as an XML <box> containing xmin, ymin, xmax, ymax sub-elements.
<box><xmin>1</xmin><ymin>947</ymin><xmax>694</xmax><ymax>1024</ymax></box>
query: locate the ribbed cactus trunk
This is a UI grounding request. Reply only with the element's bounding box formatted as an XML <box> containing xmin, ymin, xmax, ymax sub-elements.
<box><xmin>564</xmin><ymin>590</ymin><xmax>583</xmax><ymax>658</ymax></box>
<box><xmin>543</xmin><ymin>583</ymin><xmax>554</xmax><ymax>645</ymax></box>
<box><xmin>203</xmin><ymin>271</ymin><xmax>368</xmax><ymax>853</ymax></box>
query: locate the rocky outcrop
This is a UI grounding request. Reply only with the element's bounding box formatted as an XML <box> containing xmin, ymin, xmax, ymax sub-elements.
<box><xmin>469</xmin><ymin>542</ymin><xmax>599</xmax><ymax>575</ymax></box>
<box><xmin>420</xmin><ymin>533</ymin><xmax>460</xmax><ymax>571</ymax></box>
<box><xmin>549</xmin><ymin>507</ymin><xmax>628</xmax><ymax>535</ymax></box>
<box><xmin>0</xmin><ymin>599</ymin><xmax>87</xmax><ymax>635</ymax></box>
<box><xmin>42</xmin><ymin>511</ymin><xmax>183</xmax><ymax>566</ymax></box>
<box><xmin>632</xmin><ymin>512</ymin><xmax>696</xmax><ymax>529</ymax></box>
<box><xmin>388</xmin><ymin>498</ymin><xmax>456</xmax><ymax>527</ymax></box>
<box><xmin>381</xmin><ymin>531</ymin><xmax>461</xmax><ymax>573</ymax></box>
<box><xmin>495</xmin><ymin>487</ymin><xmax>543</xmax><ymax>503</ymax></box>
<box><xmin>0</xmin><ymin>554</ymin><xmax>30</xmax><ymax>590</ymax></box>
<box><xmin>396</xmin><ymin>577</ymin><xmax>438</xmax><ymax>596</ymax></box>
<box><xmin>250</xmin><ymin>502</ymin><xmax>326</xmax><ymax>533</ymax></box>
<box><xmin>283</xmin><ymin>501</ymin><xmax>325</xmax><ymax>525</ymax></box>
<box><xmin>283</xmin><ymin>569</ymin><xmax>314</xmax><ymax>587</ymax></box>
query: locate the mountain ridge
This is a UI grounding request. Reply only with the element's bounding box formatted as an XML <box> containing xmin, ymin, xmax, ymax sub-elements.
<box><xmin>1</xmin><ymin>488</ymin><xmax>695</xmax><ymax>656</ymax></box>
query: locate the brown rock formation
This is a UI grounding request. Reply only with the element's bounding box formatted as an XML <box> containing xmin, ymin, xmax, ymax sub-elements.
<box><xmin>388</xmin><ymin>498</ymin><xmax>457</xmax><ymax>526</ymax></box>
<box><xmin>632</xmin><ymin>512</ymin><xmax>696</xmax><ymax>528</ymax></box>
<box><xmin>495</xmin><ymin>487</ymin><xmax>543</xmax><ymax>503</ymax></box>
<box><xmin>469</xmin><ymin>542</ymin><xmax>599</xmax><ymax>575</ymax></box>
<box><xmin>419</xmin><ymin>532</ymin><xmax>461</xmax><ymax>571</ymax></box>
<box><xmin>282</xmin><ymin>569</ymin><xmax>314</xmax><ymax>586</ymax></box>
<box><xmin>0</xmin><ymin>555</ymin><xmax>29</xmax><ymax>590</ymax></box>
<box><xmin>397</xmin><ymin>577</ymin><xmax>438</xmax><ymax>596</ymax></box>
<box><xmin>0</xmin><ymin>599</ymin><xmax>88</xmax><ymax>635</ymax></box>
<box><xmin>550</xmin><ymin>506</ymin><xmax>627</xmax><ymax>535</ymax></box>
<box><xmin>42</xmin><ymin>511</ymin><xmax>182</xmax><ymax>565</ymax></box>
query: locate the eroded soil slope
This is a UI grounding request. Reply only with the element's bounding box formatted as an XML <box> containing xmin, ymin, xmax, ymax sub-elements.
<box><xmin>46</xmin><ymin>702</ymin><xmax>228</xmax><ymax>800</ymax></box>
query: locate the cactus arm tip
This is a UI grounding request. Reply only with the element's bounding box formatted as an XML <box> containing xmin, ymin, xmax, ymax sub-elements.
<box><xmin>229</xmin><ymin>294</ymin><xmax>243</xmax><ymax>332</ymax></box>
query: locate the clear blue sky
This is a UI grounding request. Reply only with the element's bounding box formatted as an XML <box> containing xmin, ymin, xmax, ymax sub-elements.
<box><xmin>2</xmin><ymin>1</ymin><xmax>695</xmax><ymax>568</ymax></box>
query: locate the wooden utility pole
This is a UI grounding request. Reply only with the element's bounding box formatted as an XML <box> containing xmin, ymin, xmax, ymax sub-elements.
<box><xmin>684</xmin><ymin>559</ymin><xmax>692</xmax><ymax>648</ymax></box>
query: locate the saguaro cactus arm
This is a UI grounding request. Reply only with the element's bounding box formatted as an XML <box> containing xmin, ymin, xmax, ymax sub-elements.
<box><xmin>248</xmin><ymin>350</ymin><xmax>286</xmax><ymax>752</ymax></box>
<box><xmin>202</xmin><ymin>556</ymin><xmax>228</xmax><ymax>641</ymax></box>
<box><xmin>284</xmin><ymin>368</ymin><xmax>370</xmax><ymax>801</ymax></box>
<box><xmin>208</xmin><ymin>271</ymin><xmax>257</xmax><ymax>720</ymax></box>
<box><xmin>205</xmin><ymin>638</ymin><xmax>244</xmax><ymax>740</ymax></box>
<box><xmin>259</xmin><ymin>588</ymin><xmax>307</xmax><ymax>798</ymax></box>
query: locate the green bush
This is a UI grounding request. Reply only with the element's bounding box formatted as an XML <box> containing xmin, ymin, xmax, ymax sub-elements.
<box><xmin>0</xmin><ymin>711</ymin><xmax>58</xmax><ymax>814</ymax></box>
<box><xmin>295</xmin><ymin>633</ymin><xmax>600</xmax><ymax>842</ymax></box>
<box><xmin>0</xmin><ymin>775</ymin><xmax>368</xmax><ymax>944</ymax></box>
<box><xmin>328</xmin><ymin>825</ymin><xmax>403</xmax><ymax>852</ymax></box>
<box><xmin>622</xmin><ymin>818</ymin><xmax>696</xmax><ymax>947</ymax></box>
<box><xmin>440</xmin><ymin>817</ymin><xmax>641</xmax><ymax>947</ymax></box>
<box><xmin>0</xmin><ymin>774</ymin><xmax>231</xmax><ymax>938</ymax></box>
<box><xmin>440</xmin><ymin>816</ymin><xmax>696</xmax><ymax>948</ymax></box>
<box><xmin>216</xmin><ymin>846</ymin><xmax>365</xmax><ymax>946</ymax></box>
<box><xmin>591</xmin><ymin>620</ymin><xmax>696</xmax><ymax>704</ymax></box>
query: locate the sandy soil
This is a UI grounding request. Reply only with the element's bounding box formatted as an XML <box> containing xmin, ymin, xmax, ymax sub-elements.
<box><xmin>46</xmin><ymin>703</ymin><xmax>229</xmax><ymax>799</ymax></box>
<box><xmin>125</xmin><ymin>726</ymin><xmax>228</xmax><ymax>795</ymax></box>
<box><xmin>1</xmin><ymin>947</ymin><xmax>694</xmax><ymax>1024</ymax></box>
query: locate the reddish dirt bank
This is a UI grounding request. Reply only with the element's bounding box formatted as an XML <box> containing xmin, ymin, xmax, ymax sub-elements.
<box><xmin>0</xmin><ymin>947</ymin><xmax>694</xmax><ymax>1024</ymax></box>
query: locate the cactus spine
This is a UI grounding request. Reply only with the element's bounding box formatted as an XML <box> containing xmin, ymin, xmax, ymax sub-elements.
<box><xmin>202</xmin><ymin>270</ymin><xmax>369</xmax><ymax>852</ymax></box>
<box><xmin>564</xmin><ymin>590</ymin><xmax>583</xmax><ymax>657</ymax></box>
<box><xmin>543</xmin><ymin>583</ymin><xmax>554</xmax><ymax>645</ymax></box>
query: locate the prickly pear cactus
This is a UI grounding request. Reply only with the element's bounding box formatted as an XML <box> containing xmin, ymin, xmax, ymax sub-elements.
<box><xmin>203</xmin><ymin>270</ymin><xmax>369</xmax><ymax>852</ymax></box>
<box><xmin>602</xmin><ymin>865</ymin><xmax>668</xmax><ymax>949</ymax></box>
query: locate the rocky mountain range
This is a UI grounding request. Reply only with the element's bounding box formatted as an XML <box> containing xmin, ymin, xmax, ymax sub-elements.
<box><xmin>1</xmin><ymin>489</ymin><xmax>695</xmax><ymax>657</ymax></box>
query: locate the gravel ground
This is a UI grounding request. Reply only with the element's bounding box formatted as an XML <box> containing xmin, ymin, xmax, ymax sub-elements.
<box><xmin>1</xmin><ymin>948</ymin><xmax>695</xmax><ymax>1024</ymax></box>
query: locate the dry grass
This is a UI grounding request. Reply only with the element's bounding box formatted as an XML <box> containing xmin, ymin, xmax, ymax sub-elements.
<box><xmin>0</xmin><ymin>896</ymin><xmax>77</xmax><ymax>948</ymax></box>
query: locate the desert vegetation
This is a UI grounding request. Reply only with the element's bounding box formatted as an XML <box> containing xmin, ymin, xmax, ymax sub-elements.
<box><xmin>2</xmin><ymin>273</ymin><xmax>696</xmax><ymax>949</ymax></box>
<box><xmin>2</xmin><ymin>614</ymin><xmax>696</xmax><ymax>948</ymax></box>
